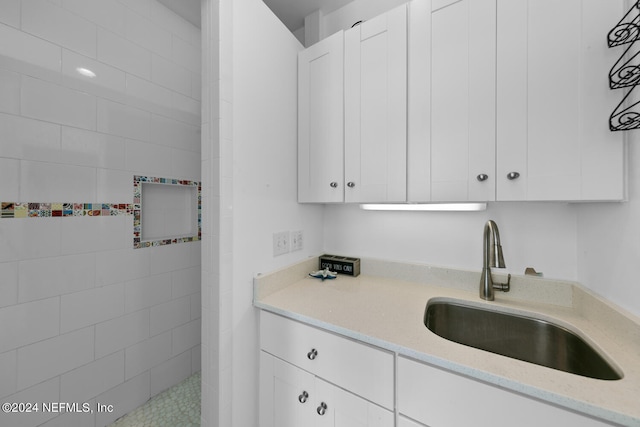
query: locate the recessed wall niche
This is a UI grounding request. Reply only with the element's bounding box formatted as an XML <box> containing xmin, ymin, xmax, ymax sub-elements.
<box><xmin>133</xmin><ymin>175</ymin><xmax>201</xmax><ymax>249</ymax></box>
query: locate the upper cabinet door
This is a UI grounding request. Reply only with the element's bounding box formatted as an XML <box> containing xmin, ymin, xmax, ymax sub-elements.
<box><xmin>497</xmin><ymin>0</ymin><xmax>625</xmax><ymax>201</ymax></box>
<box><xmin>344</xmin><ymin>5</ymin><xmax>408</xmax><ymax>203</ymax></box>
<box><xmin>298</xmin><ymin>31</ymin><xmax>344</xmax><ymax>203</ymax></box>
<box><xmin>430</xmin><ymin>0</ymin><xmax>497</xmax><ymax>202</ymax></box>
<box><xmin>408</xmin><ymin>0</ymin><xmax>496</xmax><ymax>202</ymax></box>
<box><xmin>407</xmin><ymin>0</ymin><xmax>432</xmax><ymax>202</ymax></box>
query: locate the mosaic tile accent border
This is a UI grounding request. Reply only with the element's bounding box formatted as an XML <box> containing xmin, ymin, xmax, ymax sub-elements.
<box><xmin>133</xmin><ymin>175</ymin><xmax>202</xmax><ymax>249</ymax></box>
<box><xmin>1</xmin><ymin>202</ymin><xmax>133</xmax><ymax>218</ymax></box>
<box><xmin>0</xmin><ymin>176</ymin><xmax>201</xmax><ymax>251</ymax></box>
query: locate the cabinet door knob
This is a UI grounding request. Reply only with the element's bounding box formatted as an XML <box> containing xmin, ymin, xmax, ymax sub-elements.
<box><xmin>330</xmin><ymin>182</ymin><xmax>338</xmax><ymax>188</ymax></box>
<box><xmin>476</xmin><ymin>174</ymin><xmax>489</xmax><ymax>182</ymax></box>
<box><xmin>298</xmin><ymin>391</ymin><xmax>309</xmax><ymax>403</ymax></box>
<box><xmin>307</xmin><ymin>348</ymin><xmax>318</xmax><ymax>360</ymax></box>
<box><xmin>507</xmin><ymin>172</ymin><xmax>520</xmax><ymax>180</ymax></box>
<box><xmin>317</xmin><ymin>402</ymin><xmax>328</xmax><ymax>416</ymax></box>
<box><xmin>347</xmin><ymin>181</ymin><xmax>355</xmax><ymax>188</ymax></box>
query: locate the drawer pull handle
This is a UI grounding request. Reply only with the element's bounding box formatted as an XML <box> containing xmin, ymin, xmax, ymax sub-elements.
<box><xmin>298</xmin><ymin>391</ymin><xmax>309</xmax><ymax>403</ymax></box>
<box><xmin>347</xmin><ymin>181</ymin><xmax>355</xmax><ymax>188</ymax></box>
<box><xmin>476</xmin><ymin>174</ymin><xmax>489</xmax><ymax>182</ymax></box>
<box><xmin>317</xmin><ymin>402</ymin><xmax>327</xmax><ymax>416</ymax></box>
<box><xmin>507</xmin><ymin>171</ymin><xmax>520</xmax><ymax>180</ymax></box>
<box><xmin>330</xmin><ymin>182</ymin><xmax>338</xmax><ymax>188</ymax></box>
<box><xmin>307</xmin><ymin>348</ymin><xmax>318</xmax><ymax>360</ymax></box>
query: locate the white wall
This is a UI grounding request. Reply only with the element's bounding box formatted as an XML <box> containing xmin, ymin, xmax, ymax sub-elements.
<box><xmin>201</xmin><ymin>0</ymin><xmax>234</xmax><ymax>424</ymax></box>
<box><xmin>323</xmin><ymin>202</ymin><xmax>579</xmax><ymax>280</ymax></box>
<box><xmin>0</xmin><ymin>2</ymin><xmax>201</xmax><ymax>426</ymax></box>
<box><xmin>232</xmin><ymin>0</ymin><xmax>325</xmax><ymax>425</ymax></box>
<box><xmin>577</xmin><ymin>134</ymin><xmax>640</xmax><ymax>317</ymax></box>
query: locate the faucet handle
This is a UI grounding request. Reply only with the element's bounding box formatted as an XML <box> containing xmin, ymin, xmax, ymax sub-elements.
<box><xmin>493</xmin><ymin>273</ymin><xmax>511</xmax><ymax>293</ymax></box>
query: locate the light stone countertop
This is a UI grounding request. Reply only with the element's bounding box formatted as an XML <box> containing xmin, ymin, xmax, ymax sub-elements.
<box><xmin>254</xmin><ymin>256</ymin><xmax>640</xmax><ymax>427</ymax></box>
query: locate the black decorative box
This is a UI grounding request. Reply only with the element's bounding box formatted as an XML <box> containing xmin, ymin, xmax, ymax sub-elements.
<box><xmin>319</xmin><ymin>254</ymin><xmax>360</xmax><ymax>277</ymax></box>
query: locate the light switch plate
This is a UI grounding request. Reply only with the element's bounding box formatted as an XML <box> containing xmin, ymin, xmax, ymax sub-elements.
<box><xmin>273</xmin><ymin>231</ymin><xmax>290</xmax><ymax>256</ymax></box>
<box><xmin>291</xmin><ymin>230</ymin><xmax>303</xmax><ymax>251</ymax></box>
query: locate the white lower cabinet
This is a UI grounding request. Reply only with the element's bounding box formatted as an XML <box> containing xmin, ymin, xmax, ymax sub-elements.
<box><xmin>260</xmin><ymin>351</ymin><xmax>315</xmax><ymax>427</ymax></box>
<box><xmin>398</xmin><ymin>356</ymin><xmax>616</xmax><ymax>427</ymax></box>
<box><xmin>260</xmin><ymin>352</ymin><xmax>394</xmax><ymax>427</ymax></box>
<box><xmin>259</xmin><ymin>311</ymin><xmax>394</xmax><ymax>427</ymax></box>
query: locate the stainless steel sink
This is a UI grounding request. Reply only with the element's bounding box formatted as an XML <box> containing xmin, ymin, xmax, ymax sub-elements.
<box><xmin>424</xmin><ymin>299</ymin><xmax>622</xmax><ymax>380</ymax></box>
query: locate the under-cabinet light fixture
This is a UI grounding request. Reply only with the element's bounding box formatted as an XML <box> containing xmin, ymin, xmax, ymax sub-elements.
<box><xmin>359</xmin><ymin>203</ymin><xmax>487</xmax><ymax>212</ymax></box>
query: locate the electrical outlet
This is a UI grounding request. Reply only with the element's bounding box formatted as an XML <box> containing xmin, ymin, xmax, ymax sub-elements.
<box><xmin>291</xmin><ymin>230</ymin><xmax>303</xmax><ymax>251</ymax></box>
<box><xmin>273</xmin><ymin>231</ymin><xmax>290</xmax><ymax>256</ymax></box>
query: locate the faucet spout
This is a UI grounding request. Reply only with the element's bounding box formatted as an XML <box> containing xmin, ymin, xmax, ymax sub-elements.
<box><xmin>480</xmin><ymin>220</ymin><xmax>511</xmax><ymax>300</ymax></box>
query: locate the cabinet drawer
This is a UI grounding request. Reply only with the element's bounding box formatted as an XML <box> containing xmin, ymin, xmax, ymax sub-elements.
<box><xmin>260</xmin><ymin>311</ymin><xmax>394</xmax><ymax>410</ymax></box>
<box><xmin>260</xmin><ymin>352</ymin><xmax>394</xmax><ymax>427</ymax></box>
<box><xmin>398</xmin><ymin>356</ymin><xmax>616</xmax><ymax>427</ymax></box>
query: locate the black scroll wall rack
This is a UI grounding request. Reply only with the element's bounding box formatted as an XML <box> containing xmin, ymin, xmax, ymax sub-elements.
<box><xmin>609</xmin><ymin>1</ymin><xmax>640</xmax><ymax>131</ymax></box>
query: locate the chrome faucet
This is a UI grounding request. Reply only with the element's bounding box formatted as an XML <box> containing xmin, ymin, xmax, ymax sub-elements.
<box><xmin>480</xmin><ymin>220</ymin><xmax>511</xmax><ymax>301</ymax></box>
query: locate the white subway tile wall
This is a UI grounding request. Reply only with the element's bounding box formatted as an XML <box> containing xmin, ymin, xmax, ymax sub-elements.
<box><xmin>0</xmin><ymin>113</ymin><xmax>62</xmax><ymax>162</ymax></box>
<box><xmin>20</xmin><ymin>161</ymin><xmax>98</xmax><ymax>201</ymax></box>
<box><xmin>61</xmin><ymin>49</ymin><xmax>128</xmax><ymax>103</ymax></box>
<box><xmin>0</xmin><ymin>261</ymin><xmax>18</xmax><ymax>309</ymax></box>
<box><xmin>97</xmin><ymin>28</ymin><xmax>153</xmax><ymax>79</ymax></box>
<box><xmin>21</xmin><ymin>0</ymin><xmax>98</xmax><ymax>59</ymax></box>
<box><xmin>172</xmin><ymin>319</ymin><xmax>201</xmax><ymax>356</ymax></box>
<box><xmin>0</xmin><ymin>298</ymin><xmax>60</xmax><ymax>353</ymax></box>
<box><xmin>0</xmin><ymin>68</ymin><xmax>21</xmax><ymax>114</ymax></box>
<box><xmin>61</xmin><ymin>127</ymin><xmax>127</xmax><ymax>169</ymax></box>
<box><xmin>0</xmin><ymin>350</ymin><xmax>17</xmax><ymax>399</ymax></box>
<box><xmin>94</xmin><ymin>372</ymin><xmax>150</xmax><ymax>427</ymax></box>
<box><xmin>1</xmin><ymin>378</ymin><xmax>61</xmax><ymax>427</ymax></box>
<box><xmin>18</xmin><ymin>253</ymin><xmax>97</xmax><ymax>302</ymax></box>
<box><xmin>0</xmin><ymin>23</ymin><xmax>63</xmax><ymax>76</ymax></box>
<box><xmin>149</xmin><ymin>350</ymin><xmax>193</xmax><ymax>396</ymax></box>
<box><xmin>0</xmin><ymin>158</ymin><xmax>19</xmax><ymax>200</ymax></box>
<box><xmin>125</xmin><ymin>331</ymin><xmax>173</xmax><ymax>380</ymax></box>
<box><xmin>95</xmin><ymin>309</ymin><xmax>151</xmax><ymax>358</ymax></box>
<box><xmin>60</xmin><ymin>351</ymin><xmax>126</xmax><ymax>403</ymax></box>
<box><xmin>17</xmin><ymin>327</ymin><xmax>95</xmax><ymax>390</ymax></box>
<box><xmin>149</xmin><ymin>295</ymin><xmax>192</xmax><ymax>336</ymax></box>
<box><xmin>60</xmin><ymin>283</ymin><xmax>125</xmax><ymax>333</ymax></box>
<box><xmin>0</xmin><ymin>0</ymin><xmax>20</xmax><ymax>29</ymax></box>
<box><xmin>0</xmin><ymin>1</ymin><xmax>201</xmax><ymax>426</ymax></box>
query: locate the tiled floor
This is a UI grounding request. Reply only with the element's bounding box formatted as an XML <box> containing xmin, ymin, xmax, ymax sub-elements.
<box><xmin>108</xmin><ymin>372</ymin><xmax>200</xmax><ymax>427</ymax></box>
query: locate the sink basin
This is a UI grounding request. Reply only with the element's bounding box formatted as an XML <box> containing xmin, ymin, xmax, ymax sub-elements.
<box><xmin>424</xmin><ymin>299</ymin><xmax>622</xmax><ymax>380</ymax></box>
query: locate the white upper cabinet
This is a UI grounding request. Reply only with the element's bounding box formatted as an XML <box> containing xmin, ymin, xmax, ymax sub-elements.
<box><xmin>408</xmin><ymin>0</ymin><xmax>497</xmax><ymax>202</ymax></box>
<box><xmin>344</xmin><ymin>4</ymin><xmax>408</xmax><ymax>203</ymax></box>
<box><xmin>298</xmin><ymin>30</ymin><xmax>344</xmax><ymax>203</ymax></box>
<box><xmin>497</xmin><ymin>0</ymin><xmax>625</xmax><ymax>201</ymax></box>
<box><xmin>407</xmin><ymin>0</ymin><xmax>432</xmax><ymax>202</ymax></box>
<box><xmin>300</xmin><ymin>0</ymin><xmax>625</xmax><ymax>204</ymax></box>
<box><xmin>432</xmin><ymin>0</ymin><xmax>496</xmax><ymax>202</ymax></box>
<box><xmin>408</xmin><ymin>0</ymin><xmax>496</xmax><ymax>202</ymax></box>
